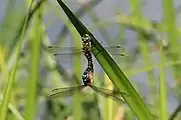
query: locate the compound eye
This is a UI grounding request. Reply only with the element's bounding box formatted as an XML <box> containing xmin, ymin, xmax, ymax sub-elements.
<box><xmin>82</xmin><ymin>34</ymin><xmax>91</xmax><ymax>41</ymax></box>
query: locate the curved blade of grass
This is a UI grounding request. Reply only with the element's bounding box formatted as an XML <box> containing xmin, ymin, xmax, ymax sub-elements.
<box><xmin>159</xmin><ymin>44</ymin><xmax>167</xmax><ymax>120</ymax></box>
<box><xmin>56</xmin><ymin>0</ymin><xmax>153</xmax><ymax>119</ymax></box>
<box><xmin>0</xmin><ymin>1</ymin><xmax>34</xmax><ymax>120</ymax></box>
<box><xmin>169</xmin><ymin>103</ymin><xmax>181</xmax><ymax>120</ymax></box>
<box><xmin>6</xmin><ymin>0</ymin><xmax>46</xmax><ymax>60</ymax></box>
<box><xmin>162</xmin><ymin>0</ymin><xmax>181</xmax><ymax>80</ymax></box>
<box><xmin>0</xmin><ymin>1</ymin><xmax>47</xmax><ymax>119</ymax></box>
<box><xmin>24</xmin><ymin>1</ymin><xmax>45</xmax><ymax>120</ymax></box>
<box><xmin>0</xmin><ymin>94</ymin><xmax>24</xmax><ymax>120</ymax></box>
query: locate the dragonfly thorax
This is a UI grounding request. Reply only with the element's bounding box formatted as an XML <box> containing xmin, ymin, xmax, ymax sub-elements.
<box><xmin>82</xmin><ymin>34</ymin><xmax>92</xmax><ymax>52</ymax></box>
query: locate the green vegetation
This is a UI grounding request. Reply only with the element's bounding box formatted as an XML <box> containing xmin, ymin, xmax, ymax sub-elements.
<box><xmin>0</xmin><ymin>0</ymin><xmax>181</xmax><ymax>120</ymax></box>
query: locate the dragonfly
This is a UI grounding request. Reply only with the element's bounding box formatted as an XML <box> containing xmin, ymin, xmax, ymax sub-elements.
<box><xmin>49</xmin><ymin>67</ymin><xmax>128</xmax><ymax>103</ymax></box>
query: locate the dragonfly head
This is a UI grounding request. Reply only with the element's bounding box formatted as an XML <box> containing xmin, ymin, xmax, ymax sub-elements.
<box><xmin>82</xmin><ymin>34</ymin><xmax>91</xmax><ymax>43</ymax></box>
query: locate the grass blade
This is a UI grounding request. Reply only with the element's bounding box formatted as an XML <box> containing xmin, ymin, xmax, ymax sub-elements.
<box><xmin>24</xmin><ymin>1</ymin><xmax>44</xmax><ymax>120</ymax></box>
<box><xmin>0</xmin><ymin>1</ymin><xmax>34</xmax><ymax>120</ymax></box>
<box><xmin>159</xmin><ymin>44</ymin><xmax>167</xmax><ymax>120</ymax></box>
<box><xmin>162</xmin><ymin>0</ymin><xmax>181</xmax><ymax>80</ymax></box>
<box><xmin>169</xmin><ymin>103</ymin><xmax>181</xmax><ymax>120</ymax></box>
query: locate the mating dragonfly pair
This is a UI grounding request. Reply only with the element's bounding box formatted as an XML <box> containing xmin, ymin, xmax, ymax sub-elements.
<box><xmin>48</xmin><ymin>34</ymin><xmax>127</xmax><ymax>103</ymax></box>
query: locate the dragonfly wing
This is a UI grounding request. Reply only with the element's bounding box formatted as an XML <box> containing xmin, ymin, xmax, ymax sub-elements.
<box><xmin>104</xmin><ymin>45</ymin><xmax>126</xmax><ymax>56</ymax></box>
<box><xmin>51</xmin><ymin>85</ymin><xmax>83</xmax><ymax>92</ymax></box>
<box><xmin>46</xmin><ymin>45</ymin><xmax>126</xmax><ymax>56</ymax></box>
<box><xmin>47</xmin><ymin>46</ymin><xmax>80</xmax><ymax>51</ymax></box>
<box><xmin>52</xmin><ymin>52</ymin><xmax>82</xmax><ymax>56</ymax></box>
<box><xmin>89</xmin><ymin>85</ymin><xmax>128</xmax><ymax>103</ymax></box>
<box><xmin>49</xmin><ymin>85</ymin><xmax>85</xmax><ymax>99</ymax></box>
<box><xmin>106</xmin><ymin>47</ymin><xmax>126</xmax><ymax>56</ymax></box>
<box><xmin>93</xmin><ymin>45</ymin><xmax>126</xmax><ymax>56</ymax></box>
<box><xmin>46</xmin><ymin>46</ymin><xmax>83</xmax><ymax>56</ymax></box>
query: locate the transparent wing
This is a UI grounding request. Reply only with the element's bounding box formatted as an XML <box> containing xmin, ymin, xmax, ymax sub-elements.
<box><xmin>89</xmin><ymin>85</ymin><xmax>128</xmax><ymax>103</ymax></box>
<box><xmin>46</xmin><ymin>45</ymin><xmax>126</xmax><ymax>56</ymax></box>
<box><xmin>47</xmin><ymin>46</ymin><xmax>82</xmax><ymax>54</ymax></box>
<box><xmin>49</xmin><ymin>85</ymin><xmax>85</xmax><ymax>99</ymax></box>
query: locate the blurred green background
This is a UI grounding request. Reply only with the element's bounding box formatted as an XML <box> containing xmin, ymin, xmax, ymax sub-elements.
<box><xmin>0</xmin><ymin>0</ymin><xmax>181</xmax><ymax>120</ymax></box>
